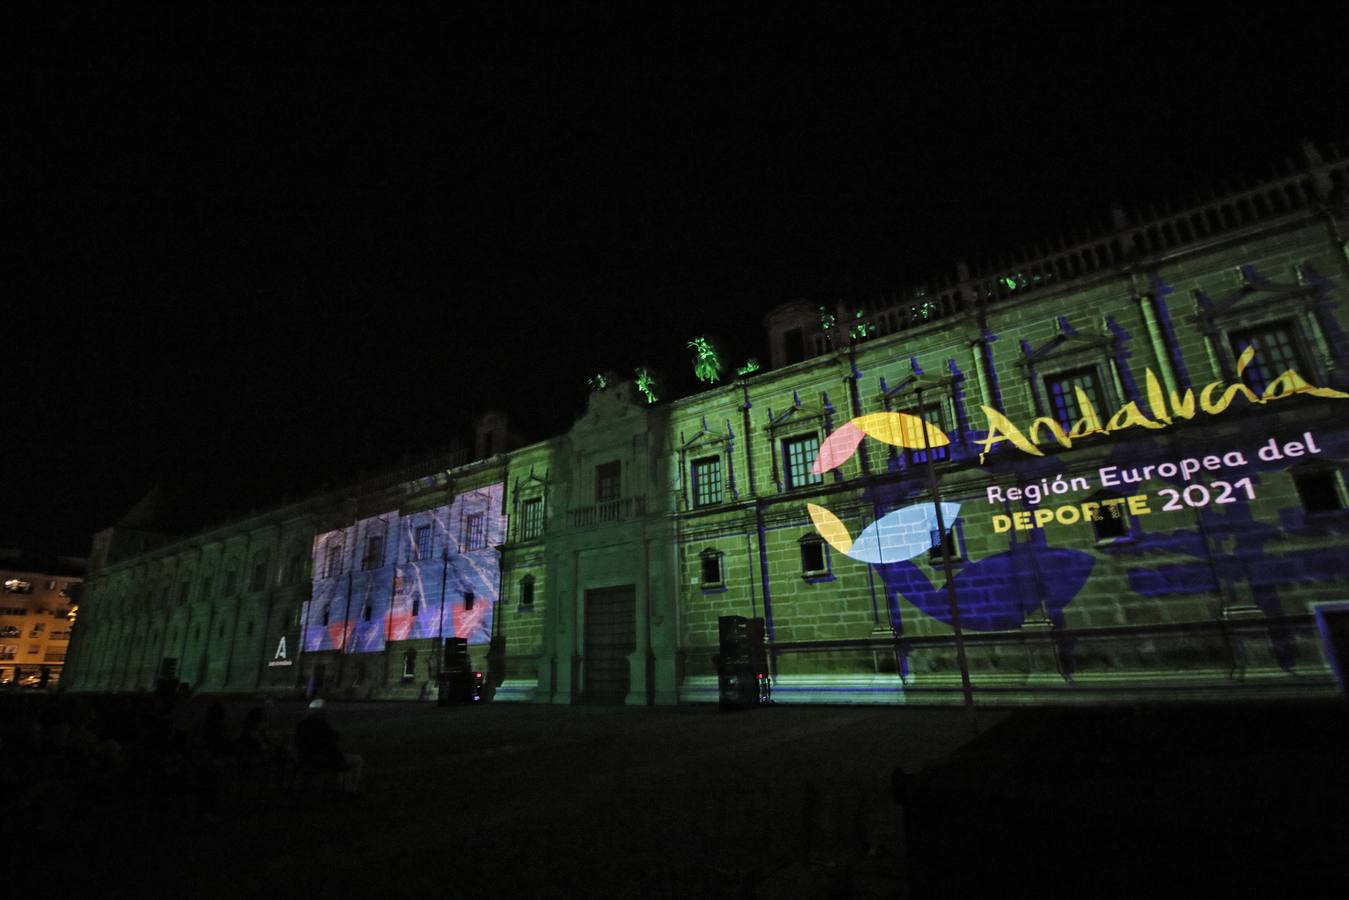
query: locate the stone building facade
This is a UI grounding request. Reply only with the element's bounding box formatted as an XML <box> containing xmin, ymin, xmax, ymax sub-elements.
<box><xmin>68</xmin><ymin>143</ymin><xmax>1349</xmax><ymax>704</ymax></box>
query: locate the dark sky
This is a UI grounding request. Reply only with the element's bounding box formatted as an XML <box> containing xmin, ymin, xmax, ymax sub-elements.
<box><xmin>8</xmin><ymin>5</ymin><xmax>1348</xmax><ymax>554</ymax></box>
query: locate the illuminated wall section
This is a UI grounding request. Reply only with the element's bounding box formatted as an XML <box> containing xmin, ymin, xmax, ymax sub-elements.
<box><xmin>302</xmin><ymin>484</ymin><xmax>506</xmax><ymax>654</ymax></box>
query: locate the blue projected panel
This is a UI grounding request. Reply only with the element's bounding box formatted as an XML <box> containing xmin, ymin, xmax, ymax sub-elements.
<box><xmin>301</xmin><ymin>484</ymin><xmax>506</xmax><ymax>654</ymax></box>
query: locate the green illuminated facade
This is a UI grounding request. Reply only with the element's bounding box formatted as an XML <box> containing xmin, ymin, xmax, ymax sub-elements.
<box><xmin>68</xmin><ymin>143</ymin><xmax>1349</xmax><ymax>704</ymax></box>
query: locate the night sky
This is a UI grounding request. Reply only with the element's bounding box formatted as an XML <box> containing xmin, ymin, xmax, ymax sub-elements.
<box><xmin>9</xmin><ymin>5</ymin><xmax>1347</xmax><ymax>555</ymax></box>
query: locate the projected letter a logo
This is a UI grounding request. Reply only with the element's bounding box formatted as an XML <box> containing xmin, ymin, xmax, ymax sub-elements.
<box><xmin>274</xmin><ymin>636</ymin><xmax>288</xmax><ymax>661</ymax></box>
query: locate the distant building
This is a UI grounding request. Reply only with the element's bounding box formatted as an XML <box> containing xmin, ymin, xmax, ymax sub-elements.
<box><xmin>67</xmin><ymin>141</ymin><xmax>1349</xmax><ymax>704</ymax></box>
<box><xmin>0</xmin><ymin>551</ymin><xmax>84</xmax><ymax>688</ymax></box>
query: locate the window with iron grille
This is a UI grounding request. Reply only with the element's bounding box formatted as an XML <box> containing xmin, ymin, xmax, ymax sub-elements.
<box><xmin>250</xmin><ymin>557</ymin><xmax>268</xmax><ymax>591</ymax></box>
<box><xmin>699</xmin><ymin>549</ymin><xmax>724</xmax><ymax>587</ymax></box>
<box><xmin>363</xmin><ymin>535</ymin><xmax>384</xmax><ymax>570</ymax></box>
<box><xmin>596</xmin><ymin>461</ymin><xmax>621</xmax><ymax>502</ymax></box>
<box><xmin>927</xmin><ymin>527</ymin><xmax>961</xmax><ymax>563</ymax></box>
<box><xmin>692</xmin><ymin>456</ymin><xmax>723</xmax><ymax>507</ymax></box>
<box><xmin>464</xmin><ymin>513</ymin><xmax>486</xmax><ymax>550</ymax></box>
<box><xmin>1089</xmin><ymin>491</ymin><xmax>1129</xmax><ymax>541</ymax></box>
<box><xmin>799</xmin><ymin>534</ymin><xmax>827</xmax><ymax>574</ymax></box>
<box><xmin>413</xmin><ymin>525</ymin><xmax>432</xmax><ymax>561</ymax></box>
<box><xmin>783</xmin><ymin>435</ymin><xmax>823</xmax><ymax>490</ymax></box>
<box><xmin>324</xmin><ymin>545</ymin><xmax>343</xmax><ymax>578</ymax></box>
<box><xmin>1293</xmin><ymin>468</ymin><xmax>1345</xmax><ymax>515</ymax></box>
<box><xmin>1230</xmin><ymin>322</ymin><xmax>1305</xmax><ymax>393</ymax></box>
<box><xmin>906</xmin><ymin>404</ymin><xmax>949</xmax><ymax>466</ymax></box>
<box><xmin>1044</xmin><ymin>367</ymin><xmax>1106</xmax><ymax>430</ymax></box>
<box><xmin>520</xmin><ymin>498</ymin><xmax>543</xmax><ymax>540</ymax></box>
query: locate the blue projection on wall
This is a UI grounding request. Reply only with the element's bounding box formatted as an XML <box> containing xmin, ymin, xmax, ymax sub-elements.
<box><xmin>301</xmin><ymin>484</ymin><xmax>506</xmax><ymax>654</ymax></box>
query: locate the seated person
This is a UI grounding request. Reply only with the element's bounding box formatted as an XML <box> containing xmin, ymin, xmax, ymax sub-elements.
<box><xmin>294</xmin><ymin>699</ymin><xmax>362</xmax><ymax>796</ymax></box>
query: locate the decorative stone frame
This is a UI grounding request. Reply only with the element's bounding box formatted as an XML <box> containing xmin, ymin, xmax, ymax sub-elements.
<box><xmin>1194</xmin><ymin>265</ymin><xmax>1338</xmax><ymax>387</ymax></box>
<box><xmin>510</xmin><ymin>467</ymin><xmax>550</xmax><ymax>544</ymax></box>
<box><xmin>677</xmin><ymin>416</ymin><xmax>737</xmax><ymax>511</ymax></box>
<box><xmin>1020</xmin><ymin>316</ymin><xmax>1124</xmax><ymax>432</ymax></box>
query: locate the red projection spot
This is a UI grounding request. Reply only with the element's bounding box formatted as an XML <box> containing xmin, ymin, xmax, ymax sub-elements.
<box><xmin>326</xmin><ymin>623</ymin><xmax>348</xmax><ymax>650</ymax></box>
<box><xmin>813</xmin><ymin>421</ymin><xmax>865</xmax><ymax>474</ymax></box>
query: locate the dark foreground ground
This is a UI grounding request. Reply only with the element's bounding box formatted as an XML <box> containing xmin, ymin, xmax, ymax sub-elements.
<box><xmin>13</xmin><ymin>697</ymin><xmax>1349</xmax><ymax>898</ymax></box>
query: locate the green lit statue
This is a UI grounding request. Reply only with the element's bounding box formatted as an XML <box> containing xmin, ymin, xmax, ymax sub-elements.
<box><xmin>688</xmin><ymin>337</ymin><xmax>723</xmax><ymax>384</ymax></box>
<box><xmin>635</xmin><ymin>367</ymin><xmax>658</xmax><ymax>403</ymax></box>
<box><xmin>849</xmin><ymin>309</ymin><xmax>875</xmax><ymax>342</ymax></box>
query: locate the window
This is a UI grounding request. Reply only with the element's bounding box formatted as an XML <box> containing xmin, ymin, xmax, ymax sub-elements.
<box><xmin>800</xmin><ymin>534</ymin><xmax>828</xmax><ymax>575</ymax></box>
<box><xmin>31</xmin><ymin>622</ymin><xmax>45</xmax><ymax>635</ymax></box>
<box><xmin>783</xmin><ymin>435</ymin><xmax>823</xmax><ymax>490</ymax></box>
<box><xmin>59</xmin><ymin>583</ymin><xmax>75</xmax><ymax>598</ymax></box>
<box><xmin>520</xmin><ymin>576</ymin><xmax>535</xmax><ymax>608</ymax></box>
<box><xmin>27</xmin><ymin>645</ymin><xmax>40</xmax><ymax>655</ymax></box>
<box><xmin>0</xmin><ymin>608</ymin><xmax>26</xmax><ymax>616</ymax></box>
<box><xmin>403</xmin><ymin>649</ymin><xmax>417</xmax><ymax>679</ymax></box>
<box><xmin>363</xmin><ymin>535</ymin><xmax>384</xmax><ymax>570</ymax></box>
<box><xmin>464</xmin><ymin>591</ymin><xmax>475</xmax><ymax>611</ymax></box>
<box><xmin>596</xmin><ymin>461</ymin><xmax>621</xmax><ymax>502</ymax></box>
<box><xmin>783</xmin><ymin>326</ymin><xmax>806</xmax><ymax>365</ymax></box>
<box><xmin>0</xmin><ymin>646</ymin><xmax>16</xmax><ymax>661</ymax></box>
<box><xmin>464</xmin><ymin>513</ymin><xmax>486</xmax><ymax>550</ymax></box>
<box><xmin>520</xmin><ymin>498</ymin><xmax>544</xmax><ymax>540</ymax></box>
<box><xmin>699</xmin><ymin>549</ymin><xmax>724</xmax><ymax>587</ymax></box>
<box><xmin>906</xmin><ymin>404</ymin><xmax>949</xmax><ymax>466</ymax></box>
<box><xmin>3</xmin><ymin>580</ymin><xmax>33</xmax><ymax>594</ymax></box>
<box><xmin>1294</xmin><ymin>468</ymin><xmax>1345</xmax><ymax>514</ymax></box>
<box><xmin>927</xmin><ymin>527</ymin><xmax>960</xmax><ymax>563</ymax></box>
<box><xmin>1089</xmin><ymin>491</ymin><xmax>1129</xmax><ymax>541</ymax></box>
<box><xmin>413</xmin><ymin>525</ymin><xmax>432</xmax><ymax>561</ymax></box>
<box><xmin>223</xmin><ymin>568</ymin><xmax>238</xmax><ymax>597</ymax></box>
<box><xmin>361</xmin><ymin>604</ymin><xmax>372</xmax><ymax>622</ymax></box>
<box><xmin>200</xmin><ymin>575</ymin><xmax>213</xmax><ymax>601</ymax></box>
<box><xmin>250</xmin><ymin>558</ymin><xmax>268</xmax><ymax>592</ymax></box>
<box><xmin>179</xmin><ymin>581</ymin><xmax>191</xmax><ymax>604</ymax></box>
<box><xmin>321</xmin><ymin>605</ymin><xmax>331</xmax><ymax>626</ymax></box>
<box><xmin>1044</xmin><ymin>368</ymin><xmax>1106</xmax><ymax>430</ymax></box>
<box><xmin>287</xmin><ymin>551</ymin><xmax>307</xmax><ymax>584</ymax></box>
<box><xmin>245</xmin><ymin>620</ymin><xmax>254</xmax><ymax>637</ymax></box>
<box><xmin>1230</xmin><ymin>322</ymin><xmax>1305</xmax><ymax>393</ymax></box>
<box><xmin>692</xmin><ymin>457</ymin><xmax>723</xmax><ymax>507</ymax></box>
<box><xmin>325</xmin><ymin>544</ymin><xmax>344</xmax><ymax>578</ymax></box>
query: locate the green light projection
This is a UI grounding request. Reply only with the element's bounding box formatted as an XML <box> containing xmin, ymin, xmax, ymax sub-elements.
<box><xmin>689</xmin><ymin>337</ymin><xmax>723</xmax><ymax>384</ymax></box>
<box><xmin>735</xmin><ymin>358</ymin><xmax>761</xmax><ymax>376</ymax></box>
<box><xmin>587</xmin><ymin>373</ymin><xmax>609</xmax><ymax>392</ymax></box>
<box><xmin>635</xmin><ymin>367</ymin><xmax>658</xmax><ymax>403</ymax></box>
<box><xmin>849</xmin><ymin>309</ymin><xmax>875</xmax><ymax>342</ymax></box>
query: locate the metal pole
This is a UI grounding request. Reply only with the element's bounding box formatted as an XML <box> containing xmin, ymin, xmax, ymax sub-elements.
<box><xmin>917</xmin><ymin>386</ymin><xmax>974</xmax><ymax>710</ymax></box>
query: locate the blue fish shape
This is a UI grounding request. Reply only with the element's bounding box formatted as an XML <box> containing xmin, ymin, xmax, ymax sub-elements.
<box><xmin>845</xmin><ymin>502</ymin><xmax>962</xmax><ymax>564</ymax></box>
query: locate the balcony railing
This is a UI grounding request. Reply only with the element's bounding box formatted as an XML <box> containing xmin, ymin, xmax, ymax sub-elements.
<box><xmin>568</xmin><ymin>497</ymin><xmax>646</xmax><ymax>528</ymax></box>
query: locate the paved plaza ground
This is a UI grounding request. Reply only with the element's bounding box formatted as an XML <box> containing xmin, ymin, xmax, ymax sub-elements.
<box><xmin>19</xmin><ymin>697</ymin><xmax>1349</xmax><ymax>897</ymax></box>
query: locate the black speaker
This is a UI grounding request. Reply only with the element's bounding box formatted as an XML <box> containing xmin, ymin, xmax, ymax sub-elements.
<box><xmin>437</xmin><ymin>670</ymin><xmax>476</xmax><ymax>705</ymax></box>
<box><xmin>718</xmin><ymin>659</ymin><xmax>758</xmax><ymax>710</ymax></box>
<box><xmin>717</xmin><ymin>616</ymin><xmax>769</xmax><ymax>710</ymax></box>
<box><xmin>443</xmin><ymin>637</ymin><xmax>469</xmax><ymax>672</ymax></box>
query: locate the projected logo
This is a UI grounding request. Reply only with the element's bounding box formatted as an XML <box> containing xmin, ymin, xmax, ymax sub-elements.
<box><xmin>807</xmin><ymin>411</ymin><xmax>1094</xmax><ymax>632</ymax></box>
<box><xmin>807</xmin><ymin>412</ymin><xmax>958</xmax><ymax>565</ymax></box>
